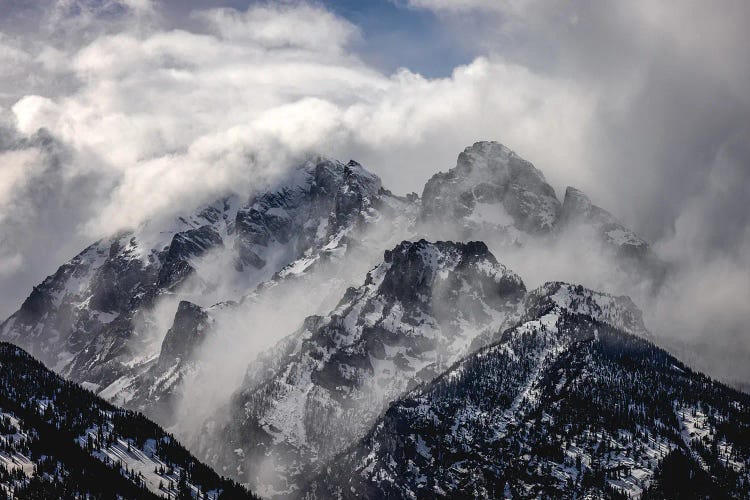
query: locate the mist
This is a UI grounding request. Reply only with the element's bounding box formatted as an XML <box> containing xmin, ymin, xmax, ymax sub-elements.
<box><xmin>169</xmin><ymin>193</ymin><xmax>418</xmax><ymax>443</ymax></box>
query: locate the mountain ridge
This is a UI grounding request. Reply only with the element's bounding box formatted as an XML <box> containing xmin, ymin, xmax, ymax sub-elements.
<box><xmin>302</xmin><ymin>283</ymin><xmax>750</xmax><ymax>498</ymax></box>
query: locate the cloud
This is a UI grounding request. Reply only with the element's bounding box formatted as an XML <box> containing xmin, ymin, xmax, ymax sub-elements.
<box><xmin>0</xmin><ymin>0</ymin><xmax>597</xmax><ymax>251</ymax></box>
<box><xmin>652</xmin><ymin>129</ymin><xmax>750</xmax><ymax>344</ymax></box>
<box><xmin>401</xmin><ymin>0</ymin><xmax>511</xmax><ymax>12</ymax></box>
<box><xmin>195</xmin><ymin>3</ymin><xmax>360</xmax><ymax>51</ymax></box>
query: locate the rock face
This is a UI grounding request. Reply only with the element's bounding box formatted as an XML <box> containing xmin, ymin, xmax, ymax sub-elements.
<box><xmin>558</xmin><ymin>186</ymin><xmax>667</xmax><ymax>287</ymax></box>
<box><xmin>201</xmin><ymin>240</ymin><xmax>526</xmax><ymax>496</ymax></box>
<box><xmin>0</xmin><ymin>342</ymin><xmax>257</xmax><ymax>499</ymax></box>
<box><xmin>1</xmin><ymin>189</ymin><xmax>254</xmax><ymax>398</ymax></box>
<box><xmin>559</xmin><ymin>186</ymin><xmax>649</xmax><ymax>259</ymax></box>
<box><xmin>233</xmin><ymin>159</ymin><xmax>382</xmax><ymax>272</ymax></box>
<box><xmin>157</xmin><ymin>301</ymin><xmax>211</xmax><ymax>369</ymax></box>
<box><xmin>420</xmin><ymin>142</ymin><xmax>561</xmax><ymax>241</ymax></box>
<box><xmin>305</xmin><ymin>284</ymin><xmax>750</xmax><ymax>499</ymax></box>
<box><xmin>106</xmin><ymin>300</ymin><xmax>218</xmax><ymax>425</ymax></box>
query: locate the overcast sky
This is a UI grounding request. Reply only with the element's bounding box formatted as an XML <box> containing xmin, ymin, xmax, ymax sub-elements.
<box><xmin>0</xmin><ymin>0</ymin><xmax>748</xmax><ymax>344</ymax></box>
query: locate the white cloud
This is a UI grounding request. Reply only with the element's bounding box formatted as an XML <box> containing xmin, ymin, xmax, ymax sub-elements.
<box><xmin>196</xmin><ymin>3</ymin><xmax>360</xmax><ymax>51</ymax></box>
<box><xmin>403</xmin><ymin>0</ymin><xmax>513</xmax><ymax>12</ymax></box>
<box><xmin>0</xmin><ymin>148</ymin><xmax>45</xmax><ymax>210</ymax></box>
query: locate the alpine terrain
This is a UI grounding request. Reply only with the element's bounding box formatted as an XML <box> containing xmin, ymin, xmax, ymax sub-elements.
<box><xmin>1</xmin><ymin>142</ymin><xmax>747</xmax><ymax>499</ymax></box>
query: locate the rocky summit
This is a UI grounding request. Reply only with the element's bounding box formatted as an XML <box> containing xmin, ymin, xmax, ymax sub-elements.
<box><xmin>200</xmin><ymin>240</ymin><xmax>525</xmax><ymax>495</ymax></box>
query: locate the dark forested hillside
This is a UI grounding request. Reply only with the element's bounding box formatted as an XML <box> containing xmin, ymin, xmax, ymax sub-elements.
<box><xmin>304</xmin><ymin>293</ymin><xmax>750</xmax><ymax>499</ymax></box>
<box><xmin>0</xmin><ymin>342</ymin><xmax>257</xmax><ymax>499</ymax></box>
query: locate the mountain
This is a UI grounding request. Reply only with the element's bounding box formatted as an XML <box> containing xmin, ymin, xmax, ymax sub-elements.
<box><xmin>0</xmin><ymin>143</ymin><xmax>658</xmax><ymax>417</ymax></box>
<box><xmin>0</xmin><ymin>141</ymin><xmax>679</xmax><ymax>498</ymax></box>
<box><xmin>0</xmin><ymin>342</ymin><xmax>256</xmax><ymax>499</ymax></box>
<box><xmin>304</xmin><ymin>282</ymin><xmax>750</xmax><ymax>498</ymax></box>
<box><xmin>0</xmin><ymin>157</ymin><xmax>416</xmax><ymax>421</ymax></box>
<box><xmin>199</xmin><ymin>240</ymin><xmax>526</xmax><ymax>496</ymax></box>
<box><xmin>558</xmin><ymin>186</ymin><xmax>666</xmax><ymax>284</ymax></box>
<box><xmin>418</xmin><ymin>142</ymin><xmax>663</xmax><ymax>282</ymax></box>
<box><xmin>558</xmin><ymin>187</ymin><xmax>649</xmax><ymax>260</ymax></box>
<box><xmin>419</xmin><ymin>141</ymin><xmax>561</xmax><ymax>243</ymax></box>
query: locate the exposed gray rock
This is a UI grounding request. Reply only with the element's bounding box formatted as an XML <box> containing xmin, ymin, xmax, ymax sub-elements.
<box><xmin>200</xmin><ymin>239</ymin><xmax>526</xmax><ymax>496</ymax></box>
<box><xmin>420</xmin><ymin>141</ymin><xmax>561</xmax><ymax>240</ymax></box>
<box><xmin>158</xmin><ymin>300</ymin><xmax>210</xmax><ymax>368</ymax></box>
<box><xmin>559</xmin><ymin>186</ymin><xmax>649</xmax><ymax>260</ymax></box>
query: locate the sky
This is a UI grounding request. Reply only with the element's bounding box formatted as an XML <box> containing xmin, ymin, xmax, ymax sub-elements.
<box><xmin>0</xmin><ymin>0</ymin><xmax>748</xmax><ymax>362</ymax></box>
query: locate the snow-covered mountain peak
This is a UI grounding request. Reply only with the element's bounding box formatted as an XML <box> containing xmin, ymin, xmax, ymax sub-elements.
<box><xmin>523</xmin><ymin>281</ymin><xmax>649</xmax><ymax>338</ymax></box>
<box><xmin>420</xmin><ymin>141</ymin><xmax>561</xmax><ymax>239</ymax></box>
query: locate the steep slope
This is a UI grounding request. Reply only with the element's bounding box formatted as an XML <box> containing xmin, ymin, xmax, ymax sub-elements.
<box><xmin>0</xmin><ymin>141</ymin><xmax>673</xmax><ymax>498</ymax></box>
<box><xmin>0</xmin><ymin>342</ymin><xmax>256</xmax><ymax>499</ymax></box>
<box><xmin>200</xmin><ymin>240</ymin><xmax>526</xmax><ymax>496</ymax></box>
<box><xmin>558</xmin><ymin>187</ymin><xmax>665</xmax><ymax>281</ymax></box>
<box><xmin>559</xmin><ymin>187</ymin><xmax>649</xmax><ymax>260</ymax></box>
<box><xmin>1</xmin><ymin>142</ymin><xmax>659</xmax><ymax>417</ymax></box>
<box><xmin>306</xmin><ymin>284</ymin><xmax>750</xmax><ymax>499</ymax></box>
<box><xmin>101</xmin><ymin>167</ymin><xmax>419</xmax><ymax>425</ymax></box>
<box><xmin>108</xmin><ymin>299</ymin><xmax>218</xmax><ymax>422</ymax></box>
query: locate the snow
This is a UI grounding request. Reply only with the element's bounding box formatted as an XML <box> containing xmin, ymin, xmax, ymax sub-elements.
<box><xmin>673</xmin><ymin>403</ymin><xmax>712</xmax><ymax>473</ymax></box>
<box><xmin>80</xmin><ymin>381</ymin><xmax>101</xmax><ymax>392</ymax></box>
<box><xmin>99</xmin><ymin>375</ymin><xmax>136</xmax><ymax>405</ymax></box>
<box><xmin>466</xmin><ymin>202</ymin><xmax>514</xmax><ymax>227</ymax></box>
<box><xmin>80</xmin><ymin>425</ymin><xmax>205</xmax><ymax>499</ymax></box>
<box><xmin>259</xmin><ymin>367</ymin><xmax>314</xmax><ymax>447</ymax></box>
<box><xmin>278</xmin><ymin>256</ymin><xmax>317</xmax><ymax>277</ymax></box>
<box><xmin>543</xmin><ymin>282</ymin><xmax>649</xmax><ymax>337</ymax></box>
<box><xmin>95</xmin><ymin>311</ymin><xmax>119</xmax><ymax>324</ymax></box>
<box><xmin>494</xmin><ymin>313</ymin><xmax>565</xmax><ymax>438</ymax></box>
<box><xmin>0</xmin><ymin>411</ymin><xmax>35</xmax><ymax>478</ymax></box>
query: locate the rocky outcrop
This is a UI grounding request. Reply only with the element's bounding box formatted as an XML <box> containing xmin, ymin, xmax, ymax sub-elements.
<box><xmin>158</xmin><ymin>300</ymin><xmax>210</xmax><ymax>368</ymax></box>
<box><xmin>420</xmin><ymin>141</ymin><xmax>561</xmax><ymax>240</ymax></box>
<box><xmin>202</xmin><ymin>240</ymin><xmax>526</xmax><ymax>496</ymax></box>
<box><xmin>559</xmin><ymin>186</ymin><xmax>649</xmax><ymax>260</ymax></box>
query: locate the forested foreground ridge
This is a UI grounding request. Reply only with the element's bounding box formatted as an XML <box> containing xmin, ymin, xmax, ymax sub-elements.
<box><xmin>0</xmin><ymin>342</ymin><xmax>257</xmax><ymax>499</ymax></box>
